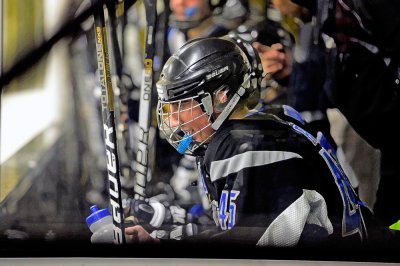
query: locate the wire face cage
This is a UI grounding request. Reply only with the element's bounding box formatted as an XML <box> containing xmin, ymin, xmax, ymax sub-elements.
<box><xmin>157</xmin><ymin>96</ymin><xmax>213</xmax><ymax>155</ymax></box>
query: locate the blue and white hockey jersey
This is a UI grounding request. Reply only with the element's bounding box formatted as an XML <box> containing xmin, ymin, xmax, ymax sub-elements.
<box><xmin>195</xmin><ymin>106</ymin><xmax>369</xmax><ymax>247</ymax></box>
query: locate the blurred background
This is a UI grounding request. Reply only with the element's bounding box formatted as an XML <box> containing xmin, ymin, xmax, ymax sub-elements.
<box><xmin>0</xmin><ymin>0</ymin><xmax>383</xmax><ymax>256</ymax></box>
<box><xmin>1</xmin><ymin>0</ymin><xmax>98</xmax><ymax>242</ymax></box>
<box><xmin>0</xmin><ymin>0</ymin><xmax>157</xmax><ymax>242</ymax></box>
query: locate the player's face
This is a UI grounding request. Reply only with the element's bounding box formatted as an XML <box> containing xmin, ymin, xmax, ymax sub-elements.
<box><xmin>168</xmin><ymin>98</ymin><xmax>214</xmax><ymax>143</ymax></box>
<box><xmin>170</xmin><ymin>0</ymin><xmax>209</xmax><ymax>21</ymax></box>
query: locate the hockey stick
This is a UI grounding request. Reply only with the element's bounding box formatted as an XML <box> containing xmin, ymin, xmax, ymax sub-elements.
<box><xmin>91</xmin><ymin>0</ymin><xmax>126</xmax><ymax>244</ymax></box>
<box><xmin>106</xmin><ymin>0</ymin><xmax>136</xmax><ymax>194</ymax></box>
<box><xmin>133</xmin><ymin>0</ymin><xmax>157</xmax><ymax>200</ymax></box>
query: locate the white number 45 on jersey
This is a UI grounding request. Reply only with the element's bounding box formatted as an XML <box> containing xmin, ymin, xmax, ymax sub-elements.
<box><xmin>219</xmin><ymin>190</ymin><xmax>240</xmax><ymax>230</ymax></box>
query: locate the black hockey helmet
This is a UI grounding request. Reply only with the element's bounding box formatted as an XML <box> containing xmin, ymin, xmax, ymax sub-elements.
<box><xmin>227</xmin><ymin>32</ymin><xmax>264</xmax><ymax>81</ymax></box>
<box><xmin>157</xmin><ymin>36</ymin><xmax>256</xmax><ymax>102</ymax></box>
<box><xmin>156</xmin><ymin>36</ymin><xmax>261</xmax><ymax>155</ymax></box>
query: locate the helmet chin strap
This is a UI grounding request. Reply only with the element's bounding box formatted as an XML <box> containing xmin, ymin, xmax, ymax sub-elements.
<box><xmin>211</xmin><ymin>73</ymin><xmax>252</xmax><ymax>130</ymax></box>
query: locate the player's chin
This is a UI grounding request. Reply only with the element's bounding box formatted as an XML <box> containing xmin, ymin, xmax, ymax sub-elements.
<box><xmin>193</xmin><ymin>136</ymin><xmax>201</xmax><ymax>142</ymax></box>
<box><xmin>193</xmin><ymin>134</ymin><xmax>203</xmax><ymax>143</ymax></box>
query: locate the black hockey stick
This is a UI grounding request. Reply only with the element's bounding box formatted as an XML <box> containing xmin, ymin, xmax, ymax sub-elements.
<box><xmin>106</xmin><ymin>0</ymin><xmax>136</xmax><ymax>193</ymax></box>
<box><xmin>91</xmin><ymin>0</ymin><xmax>126</xmax><ymax>244</ymax></box>
<box><xmin>133</xmin><ymin>0</ymin><xmax>157</xmax><ymax>200</ymax></box>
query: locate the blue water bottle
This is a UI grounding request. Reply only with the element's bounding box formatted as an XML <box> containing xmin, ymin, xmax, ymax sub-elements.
<box><xmin>86</xmin><ymin>205</ymin><xmax>114</xmax><ymax>243</ymax></box>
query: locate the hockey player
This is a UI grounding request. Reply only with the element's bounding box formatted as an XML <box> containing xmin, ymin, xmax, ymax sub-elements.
<box><xmin>167</xmin><ymin>0</ymin><xmax>248</xmax><ymax>54</ymax></box>
<box><xmin>154</xmin><ymin>0</ymin><xmax>249</xmax><ymax>215</ymax></box>
<box><xmin>126</xmin><ymin>36</ymin><xmax>381</xmax><ymax>247</ymax></box>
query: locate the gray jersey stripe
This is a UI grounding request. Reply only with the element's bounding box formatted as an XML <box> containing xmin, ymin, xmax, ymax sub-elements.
<box><xmin>210</xmin><ymin>151</ymin><xmax>303</xmax><ymax>182</ymax></box>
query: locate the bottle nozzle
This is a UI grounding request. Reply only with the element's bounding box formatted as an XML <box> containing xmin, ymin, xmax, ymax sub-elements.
<box><xmin>90</xmin><ymin>205</ymin><xmax>99</xmax><ymax>213</ymax></box>
<box><xmin>86</xmin><ymin>205</ymin><xmax>111</xmax><ymax>227</ymax></box>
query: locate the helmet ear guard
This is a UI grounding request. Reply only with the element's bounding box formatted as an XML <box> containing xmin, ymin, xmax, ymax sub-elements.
<box><xmin>211</xmin><ymin>73</ymin><xmax>252</xmax><ymax>130</ymax></box>
<box><xmin>206</xmin><ymin>36</ymin><xmax>260</xmax><ymax>130</ymax></box>
<box><xmin>200</xmin><ymin>93</ymin><xmax>214</xmax><ymax>116</ymax></box>
<box><xmin>212</xmin><ymin>85</ymin><xmax>230</xmax><ymax>112</ymax></box>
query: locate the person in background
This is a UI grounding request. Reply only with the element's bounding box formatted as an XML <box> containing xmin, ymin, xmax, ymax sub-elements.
<box><xmin>252</xmin><ymin>0</ymin><xmax>337</xmax><ymax>148</ymax></box>
<box><xmin>167</xmin><ymin>0</ymin><xmax>249</xmax><ymax>54</ymax></box>
<box><xmin>292</xmin><ymin>0</ymin><xmax>400</xmax><ymax>228</ymax></box>
<box><xmin>252</xmin><ymin>0</ymin><xmax>382</xmax><ymax>220</ymax></box>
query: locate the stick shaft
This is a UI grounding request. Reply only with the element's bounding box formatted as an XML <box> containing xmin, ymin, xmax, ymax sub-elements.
<box><xmin>91</xmin><ymin>0</ymin><xmax>126</xmax><ymax>244</ymax></box>
<box><xmin>133</xmin><ymin>0</ymin><xmax>157</xmax><ymax>200</ymax></box>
